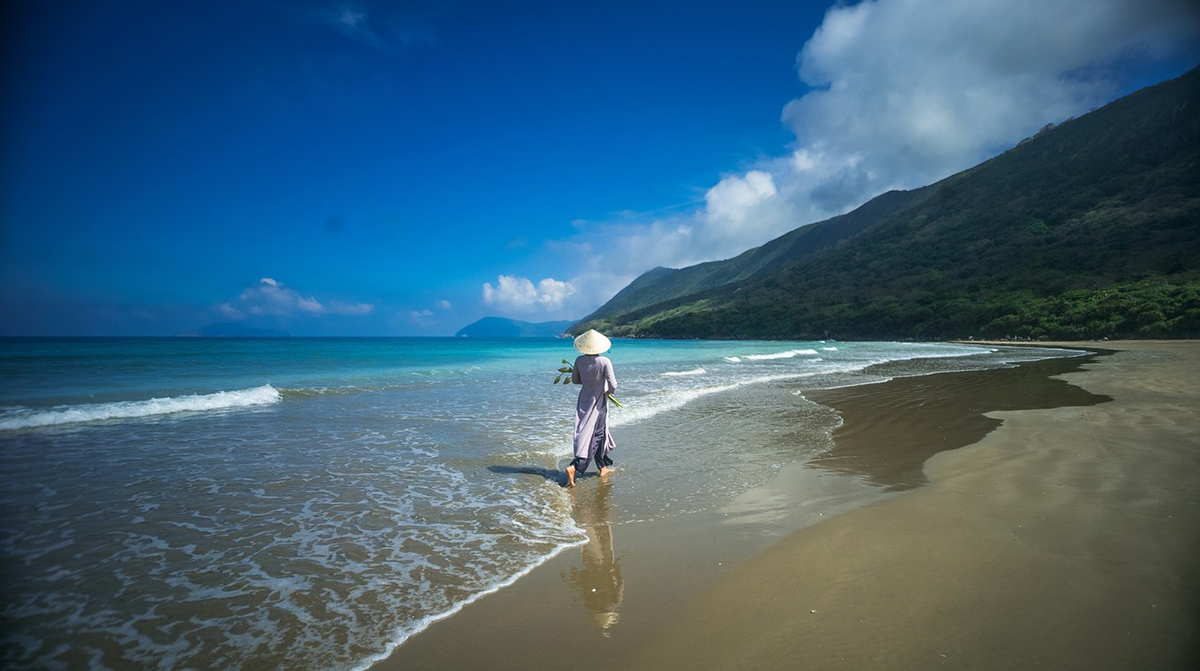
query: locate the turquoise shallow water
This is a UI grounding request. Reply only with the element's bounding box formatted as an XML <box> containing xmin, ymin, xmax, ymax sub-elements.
<box><xmin>0</xmin><ymin>337</ymin><xmax>1080</xmax><ymax>669</ymax></box>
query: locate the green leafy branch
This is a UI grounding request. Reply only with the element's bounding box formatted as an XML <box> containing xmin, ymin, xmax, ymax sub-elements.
<box><xmin>553</xmin><ymin>359</ymin><xmax>624</xmax><ymax>408</ymax></box>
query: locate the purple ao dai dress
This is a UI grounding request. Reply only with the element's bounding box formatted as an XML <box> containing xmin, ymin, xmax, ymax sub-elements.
<box><xmin>571</xmin><ymin>354</ymin><xmax>617</xmax><ymax>472</ymax></box>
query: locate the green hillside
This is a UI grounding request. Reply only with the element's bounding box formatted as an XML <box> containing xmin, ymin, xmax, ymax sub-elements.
<box><xmin>576</xmin><ymin>67</ymin><xmax>1200</xmax><ymax>341</ymax></box>
<box><xmin>583</xmin><ymin>189</ymin><xmax>920</xmax><ymax>321</ymax></box>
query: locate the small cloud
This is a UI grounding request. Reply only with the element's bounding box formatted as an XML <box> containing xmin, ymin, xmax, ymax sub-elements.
<box><xmin>240</xmin><ymin>278</ymin><xmax>324</xmax><ymax>316</ymax></box>
<box><xmin>219</xmin><ymin>278</ymin><xmax>373</xmax><ymax>319</ymax></box>
<box><xmin>482</xmin><ymin>275</ymin><xmax>577</xmax><ymax>314</ymax></box>
<box><xmin>437</xmin><ymin>299</ymin><xmax>452</xmax><ymax>310</ymax></box>
<box><xmin>295</xmin><ymin>295</ymin><xmax>324</xmax><ymax>315</ymax></box>
<box><xmin>219</xmin><ymin>303</ymin><xmax>245</xmax><ymax>320</ymax></box>
<box><xmin>408</xmin><ymin>309</ymin><xmax>435</xmax><ymax>326</ymax></box>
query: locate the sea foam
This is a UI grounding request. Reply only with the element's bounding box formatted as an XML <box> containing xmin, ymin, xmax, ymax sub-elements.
<box><xmin>743</xmin><ymin>349</ymin><xmax>819</xmax><ymax>360</ymax></box>
<box><xmin>609</xmin><ymin>370</ymin><xmax>839</xmax><ymax>428</ymax></box>
<box><xmin>0</xmin><ymin>384</ymin><xmax>281</xmax><ymax>430</ymax></box>
<box><xmin>660</xmin><ymin>368</ymin><xmax>706</xmax><ymax>377</ymax></box>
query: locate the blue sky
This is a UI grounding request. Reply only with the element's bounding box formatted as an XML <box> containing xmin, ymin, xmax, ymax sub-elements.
<box><xmin>2</xmin><ymin>0</ymin><xmax>1198</xmax><ymax>336</ymax></box>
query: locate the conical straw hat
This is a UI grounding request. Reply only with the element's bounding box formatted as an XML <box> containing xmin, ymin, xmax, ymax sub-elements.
<box><xmin>573</xmin><ymin>329</ymin><xmax>611</xmax><ymax>355</ymax></box>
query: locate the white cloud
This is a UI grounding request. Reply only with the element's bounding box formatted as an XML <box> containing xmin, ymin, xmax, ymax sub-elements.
<box><xmin>536</xmin><ymin>0</ymin><xmax>1200</xmax><ymax>315</ymax></box>
<box><xmin>534</xmin><ymin>278</ymin><xmax>575</xmax><ymax>309</ymax></box>
<box><xmin>437</xmin><ymin>299</ymin><xmax>453</xmax><ymax>310</ymax></box>
<box><xmin>482</xmin><ymin>275</ymin><xmax>577</xmax><ymax>316</ymax></box>
<box><xmin>781</xmin><ymin>0</ymin><xmax>1200</xmax><ymax>211</ymax></box>
<box><xmin>704</xmin><ymin>170</ymin><xmax>777</xmax><ymax>232</ymax></box>
<box><xmin>219</xmin><ymin>278</ymin><xmax>374</xmax><ymax>319</ymax></box>
<box><xmin>237</xmin><ymin>278</ymin><xmax>325</xmax><ymax>316</ymax></box>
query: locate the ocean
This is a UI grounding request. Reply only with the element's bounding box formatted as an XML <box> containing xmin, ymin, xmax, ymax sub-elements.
<box><xmin>0</xmin><ymin>337</ymin><xmax>1080</xmax><ymax>669</ymax></box>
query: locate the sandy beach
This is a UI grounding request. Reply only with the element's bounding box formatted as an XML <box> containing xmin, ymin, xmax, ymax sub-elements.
<box><xmin>374</xmin><ymin>341</ymin><xmax>1200</xmax><ymax>670</ymax></box>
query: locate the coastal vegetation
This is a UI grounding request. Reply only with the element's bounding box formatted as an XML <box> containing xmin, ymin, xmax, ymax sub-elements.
<box><xmin>575</xmin><ymin>67</ymin><xmax>1200</xmax><ymax>340</ymax></box>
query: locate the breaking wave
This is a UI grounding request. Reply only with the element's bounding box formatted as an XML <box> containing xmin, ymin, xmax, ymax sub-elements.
<box><xmin>0</xmin><ymin>384</ymin><xmax>281</xmax><ymax>430</ymax></box>
<box><xmin>660</xmin><ymin>368</ymin><xmax>706</xmax><ymax>377</ymax></box>
<box><xmin>742</xmin><ymin>349</ymin><xmax>819</xmax><ymax>360</ymax></box>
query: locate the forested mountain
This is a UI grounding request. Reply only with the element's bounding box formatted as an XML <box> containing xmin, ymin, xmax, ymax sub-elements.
<box><xmin>574</xmin><ymin>67</ymin><xmax>1200</xmax><ymax>340</ymax></box>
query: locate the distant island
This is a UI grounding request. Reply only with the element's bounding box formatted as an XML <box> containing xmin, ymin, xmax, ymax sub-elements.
<box><xmin>175</xmin><ymin>323</ymin><xmax>291</xmax><ymax>337</ymax></box>
<box><xmin>574</xmin><ymin>66</ymin><xmax>1200</xmax><ymax>341</ymax></box>
<box><xmin>455</xmin><ymin>317</ymin><xmax>575</xmax><ymax>338</ymax></box>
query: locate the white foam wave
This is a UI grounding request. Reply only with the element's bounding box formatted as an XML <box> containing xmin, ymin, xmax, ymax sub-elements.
<box><xmin>278</xmin><ymin>386</ymin><xmax>362</xmax><ymax>399</ymax></box>
<box><xmin>896</xmin><ymin>344</ymin><xmax>994</xmax><ymax>359</ymax></box>
<box><xmin>743</xmin><ymin>349</ymin><xmax>818</xmax><ymax>360</ymax></box>
<box><xmin>821</xmin><ymin>347</ymin><xmax>838</xmax><ymax>351</ymax></box>
<box><xmin>723</xmin><ymin>356</ymin><xmax>741</xmax><ymax>363</ymax></box>
<box><xmin>0</xmin><ymin>385</ymin><xmax>281</xmax><ymax>430</ymax></box>
<box><xmin>619</xmin><ymin>344</ymin><xmax>1017</xmax><ymax>429</ymax></box>
<box><xmin>610</xmin><ymin>371</ymin><xmax>832</xmax><ymax>428</ymax></box>
<box><xmin>660</xmin><ymin>368</ymin><xmax>706</xmax><ymax>377</ymax></box>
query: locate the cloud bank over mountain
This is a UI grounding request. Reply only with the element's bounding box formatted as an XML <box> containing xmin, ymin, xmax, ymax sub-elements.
<box><xmin>501</xmin><ymin>0</ymin><xmax>1200</xmax><ymax>316</ymax></box>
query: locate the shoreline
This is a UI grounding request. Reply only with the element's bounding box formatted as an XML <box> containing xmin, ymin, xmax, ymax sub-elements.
<box><xmin>634</xmin><ymin>340</ymin><xmax>1200</xmax><ymax>669</ymax></box>
<box><xmin>366</xmin><ymin>342</ymin><xmax>1193</xmax><ymax>670</ymax></box>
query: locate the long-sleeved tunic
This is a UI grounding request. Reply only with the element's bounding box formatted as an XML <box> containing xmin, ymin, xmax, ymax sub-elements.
<box><xmin>572</xmin><ymin>354</ymin><xmax>617</xmax><ymax>462</ymax></box>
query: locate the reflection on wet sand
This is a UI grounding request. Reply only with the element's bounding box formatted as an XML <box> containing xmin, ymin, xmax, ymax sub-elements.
<box><xmin>562</xmin><ymin>479</ymin><xmax>624</xmax><ymax>636</ymax></box>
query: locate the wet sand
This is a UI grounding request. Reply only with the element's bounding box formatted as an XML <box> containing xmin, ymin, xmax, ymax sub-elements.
<box><xmin>372</xmin><ymin>342</ymin><xmax>1200</xmax><ymax>670</ymax></box>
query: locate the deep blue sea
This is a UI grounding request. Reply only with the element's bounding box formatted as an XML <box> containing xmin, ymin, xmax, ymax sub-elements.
<box><xmin>0</xmin><ymin>337</ymin><xmax>1080</xmax><ymax>669</ymax></box>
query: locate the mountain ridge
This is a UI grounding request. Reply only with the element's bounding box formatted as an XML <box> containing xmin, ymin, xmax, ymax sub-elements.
<box><xmin>581</xmin><ymin>188</ymin><xmax>920</xmax><ymax>323</ymax></box>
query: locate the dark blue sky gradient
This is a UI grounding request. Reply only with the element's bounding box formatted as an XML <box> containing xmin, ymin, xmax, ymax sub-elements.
<box><xmin>2</xmin><ymin>1</ymin><xmax>1196</xmax><ymax>335</ymax></box>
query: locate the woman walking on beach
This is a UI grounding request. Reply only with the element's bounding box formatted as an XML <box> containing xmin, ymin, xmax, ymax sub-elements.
<box><xmin>566</xmin><ymin>329</ymin><xmax>618</xmax><ymax>488</ymax></box>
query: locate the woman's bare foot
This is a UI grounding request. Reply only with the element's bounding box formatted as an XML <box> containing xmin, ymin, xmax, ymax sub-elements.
<box><xmin>599</xmin><ymin>467</ymin><xmax>613</xmax><ymax>477</ymax></box>
<box><xmin>565</xmin><ymin>465</ymin><xmax>576</xmax><ymax>488</ymax></box>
